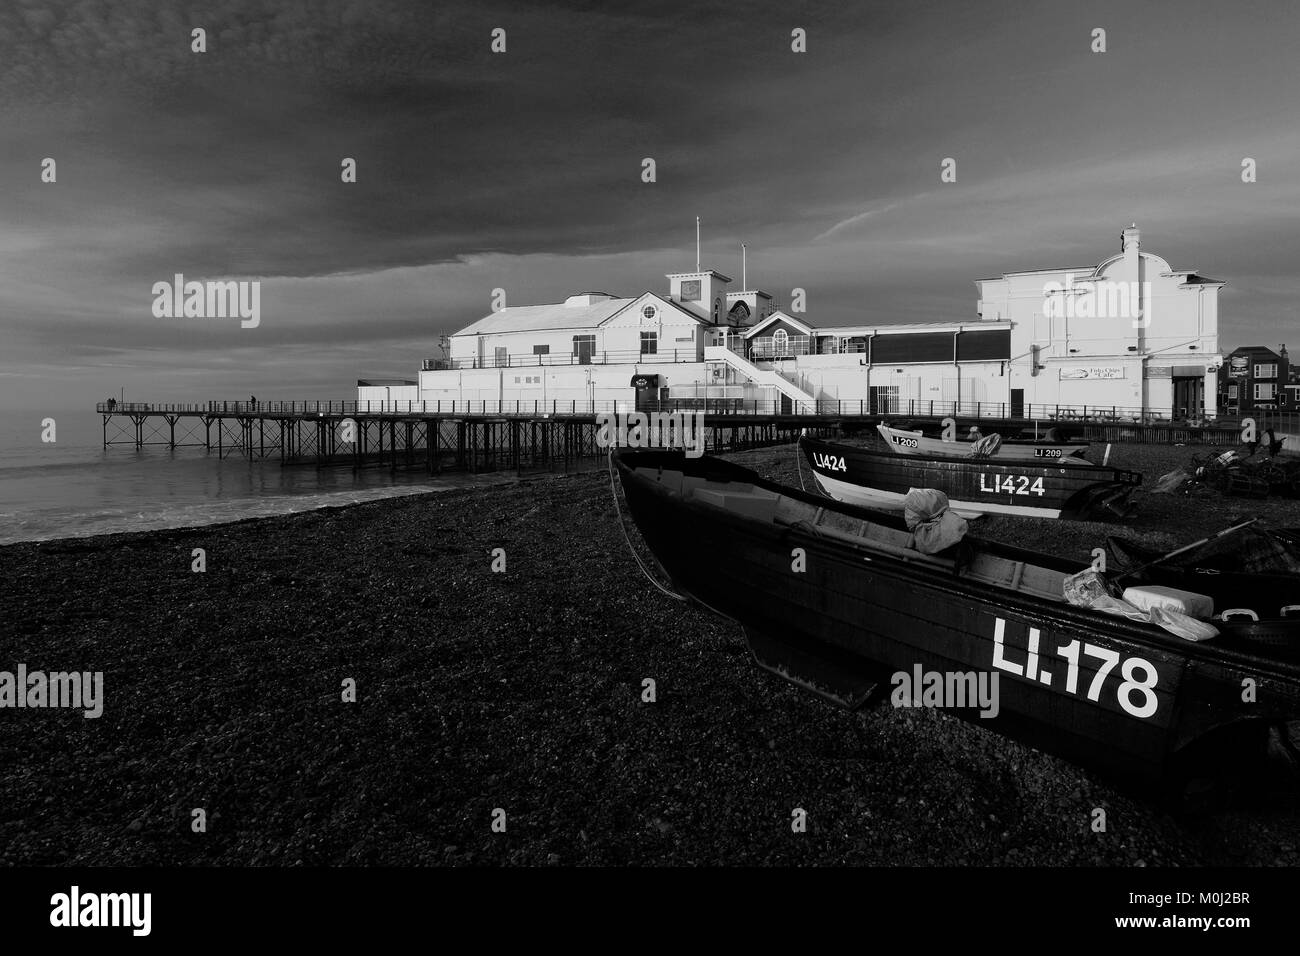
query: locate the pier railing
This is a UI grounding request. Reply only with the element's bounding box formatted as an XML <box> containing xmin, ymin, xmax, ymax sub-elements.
<box><xmin>95</xmin><ymin>399</ymin><xmax>1297</xmax><ymax>432</ymax></box>
<box><xmin>427</xmin><ymin>348</ymin><xmax>705</xmax><ymax>370</ymax></box>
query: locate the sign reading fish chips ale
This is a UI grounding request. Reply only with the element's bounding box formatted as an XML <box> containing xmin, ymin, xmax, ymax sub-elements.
<box><xmin>1059</xmin><ymin>366</ymin><xmax>1125</xmax><ymax>380</ymax></box>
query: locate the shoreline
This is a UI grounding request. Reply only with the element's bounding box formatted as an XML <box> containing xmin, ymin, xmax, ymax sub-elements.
<box><xmin>0</xmin><ymin>468</ymin><xmax>530</xmax><ymax>550</ymax></box>
<box><xmin>2</xmin><ymin>444</ymin><xmax>1299</xmax><ymax>865</ymax></box>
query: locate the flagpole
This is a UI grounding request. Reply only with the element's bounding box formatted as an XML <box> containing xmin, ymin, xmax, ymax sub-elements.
<box><xmin>695</xmin><ymin>217</ymin><xmax>700</xmax><ymax>272</ymax></box>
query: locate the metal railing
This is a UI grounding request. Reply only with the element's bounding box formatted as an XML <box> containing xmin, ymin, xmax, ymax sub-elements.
<box><xmin>95</xmin><ymin>399</ymin><xmax>1297</xmax><ymax>430</ymax></box>
<box><xmin>430</xmin><ymin>348</ymin><xmax>704</xmax><ymax>370</ymax></box>
<box><xmin>750</xmin><ymin>339</ymin><xmax>813</xmax><ymax>359</ymax></box>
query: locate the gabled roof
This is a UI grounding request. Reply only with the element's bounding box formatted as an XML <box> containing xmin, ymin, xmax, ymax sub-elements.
<box><xmin>453</xmin><ymin>297</ymin><xmax>636</xmax><ymax>336</ymax></box>
<box><xmin>634</xmin><ymin>292</ymin><xmax>712</xmax><ymax>324</ymax></box>
<box><xmin>451</xmin><ymin>291</ymin><xmax>712</xmax><ymax>337</ymax></box>
<box><xmin>1226</xmin><ymin>345</ymin><xmax>1283</xmax><ymax>358</ymax></box>
<box><xmin>744</xmin><ymin>310</ymin><xmax>816</xmax><ymax>338</ymax></box>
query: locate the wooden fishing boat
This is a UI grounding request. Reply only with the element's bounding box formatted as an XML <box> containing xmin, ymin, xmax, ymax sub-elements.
<box><xmin>613</xmin><ymin>450</ymin><xmax>1300</xmax><ymax>788</ymax></box>
<box><xmin>1106</xmin><ymin>534</ymin><xmax>1300</xmax><ymax>648</ymax></box>
<box><xmin>876</xmin><ymin>423</ymin><xmax>1091</xmax><ymax>463</ymax></box>
<box><xmin>801</xmin><ymin>435</ymin><xmax>1140</xmax><ymax>520</ymax></box>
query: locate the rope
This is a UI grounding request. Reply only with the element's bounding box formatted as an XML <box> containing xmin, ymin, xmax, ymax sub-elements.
<box><xmin>795</xmin><ymin>432</ymin><xmax>807</xmax><ymax>492</ymax></box>
<box><xmin>608</xmin><ymin>449</ymin><xmax>687</xmax><ymax>602</ymax></box>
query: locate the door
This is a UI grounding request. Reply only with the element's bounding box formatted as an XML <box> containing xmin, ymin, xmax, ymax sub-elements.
<box><xmin>1173</xmin><ymin>377</ymin><xmax>1203</xmax><ymax>419</ymax></box>
<box><xmin>1011</xmin><ymin>388</ymin><xmax>1024</xmax><ymax>418</ymax></box>
<box><xmin>573</xmin><ymin>335</ymin><xmax>595</xmax><ymax>365</ymax></box>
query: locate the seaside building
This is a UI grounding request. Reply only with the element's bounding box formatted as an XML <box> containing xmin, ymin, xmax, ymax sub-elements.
<box><xmin>364</xmin><ymin>225</ymin><xmax>1224</xmax><ymax>419</ymax></box>
<box><xmin>1216</xmin><ymin>344</ymin><xmax>1291</xmax><ymax>415</ymax></box>
<box><xmin>356</xmin><ymin>378</ymin><xmax>418</xmax><ymax>405</ymax></box>
<box><xmin>973</xmin><ymin>224</ymin><xmax>1222</xmax><ymax>420</ymax></box>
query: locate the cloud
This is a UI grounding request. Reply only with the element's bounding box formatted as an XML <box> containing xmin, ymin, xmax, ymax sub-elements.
<box><xmin>4</xmin><ymin>0</ymin><xmax>1300</xmax><ymax>411</ymax></box>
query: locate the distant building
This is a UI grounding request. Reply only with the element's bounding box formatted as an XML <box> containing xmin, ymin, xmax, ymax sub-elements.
<box><xmin>974</xmin><ymin>224</ymin><xmax>1223</xmax><ymax>419</ymax></box>
<box><xmin>357</xmin><ymin>378</ymin><xmax>418</xmax><ymax>406</ymax></box>
<box><xmin>1217</xmin><ymin>344</ymin><xmax>1291</xmax><ymax>415</ymax></box>
<box><xmin>366</xmin><ymin>225</ymin><xmax>1225</xmax><ymax>419</ymax></box>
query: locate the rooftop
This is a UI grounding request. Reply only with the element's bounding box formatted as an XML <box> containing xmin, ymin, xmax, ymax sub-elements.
<box><xmin>454</xmin><ymin>297</ymin><xmax>635</xmax><ymax>336</ymax></box>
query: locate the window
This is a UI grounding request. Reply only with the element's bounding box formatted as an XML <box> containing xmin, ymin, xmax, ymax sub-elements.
<box><xmin>1228</xmin><ymin>385</ymin><xmax>1239</xmax><ymax>399</ymax></box>
<box><xmin>870</xmin><ymin>385</ymin><xmax>900</xmax><ymax>414</ymax></box>
<box><xmin>572</xmin><ymin>335</ymin><xmax>596</xmax><ymax>365</ymax></box>
<box><xmin>1255</xmin><ymin>383</ymin><xmax>1276</xmax><ymax>401</ymax></box>
<box><xmin>640</xmin><ymin>331</ymin><xmax>657</xmax><ymax>355</ymax></box>
<box><xmin>1255</xmin><ymin>363</ymin><xmax>1278</xmax><ymax>378</ymax></box>
<box><xmin>533</xmin><ymin>344</ymin><xmax>549</xmax><ymax>355</ymax></box>
<box><xmin>641</xmin><ymin>305</ymin><xmax>658</xmax><ymax>321</ymax></box>
<box><xmin>772</xmin><ymin>329</ymin><xmax>789</xmax><ymax>355</ymax></box>
<box><xmin>494</xmin><ymin>347</ymin><xmax>507</xmax><ymax>367</ymax></box>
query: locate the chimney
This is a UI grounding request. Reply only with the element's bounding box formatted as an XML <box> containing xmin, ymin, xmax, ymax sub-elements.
<box><xmin>1121</xmin><ymin>223</ymin><xmax>1140</xmax><ymax>280</ymax></box>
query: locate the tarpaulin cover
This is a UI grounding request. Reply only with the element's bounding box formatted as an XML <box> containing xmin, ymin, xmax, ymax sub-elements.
<box><xmin>904</xmin><ymin>488</ymin><xmax>968</xmax><ymax>555</ymax></box>
<box><xmin>967</xmin><ymin>433</ymin><xmax>1003</xmax><ymax>458</ymax></box>
<box><xmin>1077</xmin><ymin>593</ymin><xmax>1218</xmax><ymax>642</ymax></box>
<box><xmin>1063</xmin><ymin>569</ymin><xmax>1218</xmax><ymax>641</ymax></box>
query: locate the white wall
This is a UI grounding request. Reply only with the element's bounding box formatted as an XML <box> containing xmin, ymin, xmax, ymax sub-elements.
<box><xmin>978</xmin><ymin>242</ymin><xmax>1221</xmax><ymax>415</ymax></box>
<box><xmin>418</xmin><ymin>362</ymin><xmax>714</xmax><ymax>411</ymax></box>
<box><xmin>356</xmin><ymin>384</ymin><xmax>419</xmax><ymax>411</ymax></box>
<box><xmin>447</xmin><ymin>293</ymin><xmax>703</xmax><ymax>367</ymax></box>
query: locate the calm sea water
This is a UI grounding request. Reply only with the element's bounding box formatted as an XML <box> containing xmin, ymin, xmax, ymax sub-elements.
<box><xmin>0</xmin><ymin>409</ymin><xmax>507</xmax><ymax>545</ymax></box>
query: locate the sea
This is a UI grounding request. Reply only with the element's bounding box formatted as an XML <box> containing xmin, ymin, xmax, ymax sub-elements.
<box><xmin>0</xmin><ymin>409</ymin><xmax>505</xmax><ymax>546</ymax></box>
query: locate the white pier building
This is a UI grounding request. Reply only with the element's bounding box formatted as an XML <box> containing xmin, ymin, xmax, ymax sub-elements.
<box><xmin>361</xmin><ymin>225</ymin><xmax>1223</xmax><ymax>420</ymax></box>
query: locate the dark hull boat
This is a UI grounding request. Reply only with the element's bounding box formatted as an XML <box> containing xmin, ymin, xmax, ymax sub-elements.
<box><xmin>1107</xmin><ymin>534</ymin><xmax>1300</xmax><ymax>648</ymax></box>
<box><xmin>613</xmin><ymin>450</ymin><xmax>1300</xmax><ymax>788</ymax></box>
<box><xmin>801</xmin><ymin>435</ymin><xmax>1141</xmax><ymax>520</ymax></box>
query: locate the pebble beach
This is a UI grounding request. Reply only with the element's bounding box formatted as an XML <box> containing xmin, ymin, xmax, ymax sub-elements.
<box><xmin>2</xmin><ymin>441</ymin><xmax>1299</xmax><ymax>866</ymax></box>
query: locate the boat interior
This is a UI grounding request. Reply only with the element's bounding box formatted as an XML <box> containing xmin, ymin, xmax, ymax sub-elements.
<box><xmin>881</xmin><ymin>422</ymin><xmax>1089</xmax><ymax>448</ymax></box>
<box><xmin>635</xmin><ymin>463</ymin><xmax>1074</xmax><ymax>604</ymax></box>
<box><xmin>874</xmin><ymin>424</ymin><xmax>1092</xmax><ymax>463</ymax></box>
<box><xmin>623</xmin><ymin>455</ymin><xmax>1300</xmax><ymax>637</ymax></box>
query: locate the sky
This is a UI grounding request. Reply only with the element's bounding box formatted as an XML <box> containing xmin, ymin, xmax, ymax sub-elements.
<box><xmin>3</xmin><ymin>0</ymin><xmax>1300</xmax><ymax>410</ymax></box>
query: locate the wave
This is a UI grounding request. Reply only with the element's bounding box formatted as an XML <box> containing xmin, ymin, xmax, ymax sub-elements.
<box><xmin>0</xmin><ymin>481</ymin><xmax>508</xmax><ymax>546</ymax></box>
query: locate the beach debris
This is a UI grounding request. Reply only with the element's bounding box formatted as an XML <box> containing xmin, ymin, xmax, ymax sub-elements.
<box><xmin>1176</xmin><ymin>448</ymin><xmax>1300</xmax><ymax>499</ymax></box>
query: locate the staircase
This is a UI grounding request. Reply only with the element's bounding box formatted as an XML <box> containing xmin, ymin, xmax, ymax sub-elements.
<box><xmin>705</xmin><ymin>346</ymin><xmax>819</xmax><ymax>412</ymax></box>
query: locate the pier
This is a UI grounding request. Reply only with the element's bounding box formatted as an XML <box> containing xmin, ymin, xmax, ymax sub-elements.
<box><xmin>96</xmin><ymin>400</ymin><xmax>1289</xmax><ymax>474</ymax></box>
<box><xmin>95</xmin><ymin>400</ymin><xmax>820</xmax><ymax>473</ymax></box>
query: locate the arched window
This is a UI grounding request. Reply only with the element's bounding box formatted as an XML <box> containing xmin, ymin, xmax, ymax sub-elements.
<box><xmin>773</xmin><ymin>329</ymin><xmax>789</xmax><ymax>355</ymax></box>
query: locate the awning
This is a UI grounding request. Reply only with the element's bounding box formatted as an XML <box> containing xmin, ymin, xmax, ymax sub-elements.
<box><xmin>630</xmin><ymin>374</ymin><xmax>660</xmax><ymax>388</ymax></box>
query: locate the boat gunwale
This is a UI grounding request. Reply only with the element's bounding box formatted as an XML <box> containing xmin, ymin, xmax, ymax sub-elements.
<box><xmin>878</xmin><ymin>421</ymin><xmax>1091</xmax><ymax>451</ymax></box>
<box><xmin>804</xmin><ymin>433</ymin><xmax>1137</xmax><ymax>481</ymax></box>
<box><xmin>613</xmin><ymin>449</ymin><xmax>1300</xmax><ymax>680</ymax></box>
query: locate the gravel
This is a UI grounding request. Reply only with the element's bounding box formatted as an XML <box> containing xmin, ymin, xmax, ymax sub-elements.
<box><xmin>0</xmin><ymin>441</ymin><xmax>1297</xmax><ymax>866</ymax></box>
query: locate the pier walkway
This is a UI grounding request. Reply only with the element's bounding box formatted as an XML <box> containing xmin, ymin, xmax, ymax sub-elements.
<box><xmin>95</xmin><ymin>399</ymin><xmax>1282</xmax><ymax>473</ymax></box>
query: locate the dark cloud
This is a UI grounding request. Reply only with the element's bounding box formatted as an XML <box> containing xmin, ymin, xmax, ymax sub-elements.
<box><xmin>3</xmin><ymin>0</ymin><xmax>1300</xmax><ymax>408</ymax></box>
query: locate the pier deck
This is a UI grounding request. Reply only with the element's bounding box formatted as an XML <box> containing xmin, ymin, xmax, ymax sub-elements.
<box><xmin>95</xmin><ymin>400</ymin><xmax>1270</xmax><ymax>474</ymax></box>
